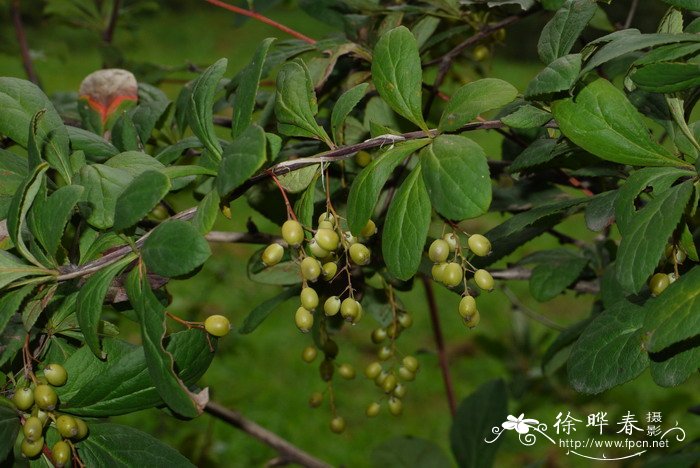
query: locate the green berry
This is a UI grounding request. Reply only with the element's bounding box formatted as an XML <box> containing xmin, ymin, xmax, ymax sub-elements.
<box><xmin>300</xmin><ymin>287</ymin><xmax>319</xmax><ymax>310</ymax></box>
<box><xmin>21</xmin><ymin>436</ymin><xmax>44</xmax><ymax>458</ymax></box>
<box><xmin>371</xmin><ymin>328</ymin><xmax>387</xmax><ymax>344</ymax></box>
<box><xmin>464</xmin><ymin>309</ymin><xmax>481</xmax><ymax>328</ymax></box>
<box><xmin>35</xmin><ymin>410</ymin><xmax>48</xmax><ymax>426</ymax></box>
<box><xmin>388</xmin><ymin>397</ymin><xmax>403</xmax><ymax>416</ymax></box>
<box><xmin>432</xmin><ymin>263</ymin><xmax>447</xmax><ymax>283</ymax></box>
<box><xmin>321</xmin><ymin>262</ymin><xmax>337</xmax><ymax>281</ymax></box>
<box><xmin>443</xmin><ymin>233</ymin><xmax>459</xmax><ymax>252</ymax></box>
<box><xmin>281</xmin><ymin>220</ymin><xmax>304</xmax><ymax>247</ymax></box>
<box><xmin>649</xmin><ymin>273</ymin><xmax>670</xmax><ymax>297</ymax></box>
<box><xmin>366</xmin><ymin>402</ymin><xmax>381</xmax><ymax>417</ymax></box>
<box><xmin>308</xmin><ymin>239</ymin><xmax>330</xmax><ymax>258</ymax></box>
<box><xmin>472</xmin><ymin>44</ymin><xmax>490</xmax><ymax>61</ymax></box>
<box><xmin>52</xmin><ymin>440</ymin><xmax>71</xmax><ymax>467</ymax></box>
<box><xmin>34</xmin><ymin>385</ymin><xmax>57</xmax><ymax>411</ymax></box>
<box><xmin>338</xmin><ymin>363</ymin><xmax>356</xmax><ymax>380</ymax></box>
<box><xmin>428</xmin><ymin>239</ymin><xmax>450</xmax><ymax>263</ymax></box>
<box><xmin>318</xmin><ymin>220</ymin><xmax>334</xmax><ymax>230</ymax></box>
<box><xmin>12</xmin><ymin>387</ymin><xmax>34</xmax><ymax>410</ymax></box>
<box><xmin>324</xmin><ymin>296</ymin><xmax>341</xmax><ymax>316</ymax></box>
<box><xmin>302</xmin><ymin>346</ymin><xmax>318</xmax><ymax>363</ymax></box>
<box><xmin>74</xmin><ymin>418</ymin><xmax>88</xmax><ymax>440</ymax></box>
<box><xmin>330</xmin><ymin>416</ymin><xmax>346</xmax><ymax>434</ymax></box>
<box><xmin>393</xmin><ymin>384</ymin><xmax>407</xmax><ymax>398</ymax></box>
<box><xmin>318</xmin><ymin>212</ymin><xmax>335</xmax><ymax>227</ymax></box>
<box><xmin>398</xmin><ymin>366</ymin><xmax>416</xmax><ymax>381</ymax></box>
<box><xmin>23</xmin><ymin>416</ymin><xmax>43</xmax><ymax>443</ymax></box>
<box><xmin>355</xmin><ymin>150</ymin><xmax>372</xmax><ymax>167</ymax></box>
<box><xmin>442</xmin><ymin>262</ymin><xmax>464</xmax><ymax>288</ymax></box>
<box><xmin>204</xmin><ymin>315</ymin><xmax>231</xmax><ymax>337</ymax></box>
<box><xmin>374</xmin><ymin>371</ymin><xmax>389</xmax><ymax>386</ymax></box>
<box><xmin>322</xmin><ymin>339</ymin><xmax>339</xmax><ymax>358</ymax></box>
<box><xmin>319</xmin><ymin>359</ymin><xmax>334</xmax><ymax>381</ymax></box>
<box><xmin>365</xmin><ymin>362</ymin><xmax>382</xmax><ymax>379</ymax></box>
<box><xmin>377</xmin><ymin>345</ymin><xmax>393</xmax><ymax>361</ymax></box>
<box><xmin>474</xmin><ymin>269</ymin><xmax>494</xmax><ymax>291</ymax></box>
<box><xmin>458</xmin><ymin>295</ymin><xmax>477</xmax><ymax>319</ymax></box>
<box><xmin>309</xmin><ymin>392</ymin><xmax>323</xmax><ymax>408</ymax></box>
<box><xmin>300</xmin><ymin>257</ymin><xmax>321</xmax><ymax>281</ymax></box>
<box><xmin>349</xmin><ymin>243</ymin><xmax>371</xmax><ymax>265</ymax></box>
<box><xmin>468</xmin><ymin>234</ymin><xmax>491</xmax><ymax>257</ymax></box>
<box><xmin>43</xmin><ymin>364</ymin><xmax>68</xmax><ymax>387</ymax></box>
<box><xmin>262</xmin><ymin>243</ymin><xmax>284</xmax><ymax>266</ymax></box>
<box><xmin>315</xmin><ymin>228</ymin><xmax>340</xmax><ymax>251</ymax></box>
<box><xmin>402</xmin><ymin>356</ymin><xmax>419</xmax><ymax>373</ymax></box>
<box><xmin>340</xmin><ymin>298</ymin><xmax>359</xmax><ymax>320</ymax></box>
<box><xmin>381</xmin><ymin>374</ymin><xmax>397</xmax><ymax>393</ymax></box>
<box><xmin>386</xmin><ymin>322</ymin><xmax>400</xmax><ymax>339</ymax></box>
<box><xmin>360</xmin><ymin>219</ymin><xmax>377</xmax><ymax>238</ymax></box>
<box><xmin>397</xmin><ymin>313</ymin><xmax>413</xmax><ymax>329</ymax></box>
<box><xmin>56</xmin><ymin>414</ymin><xmax>78</xmax><ymax>438</ymax></box>
<box><xmin>295</xmin><ymin>307</ymin><xmax>314</xmax><ymax>332</ymax></box>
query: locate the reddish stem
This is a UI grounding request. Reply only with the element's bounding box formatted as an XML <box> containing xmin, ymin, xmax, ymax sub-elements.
<box><xmin>270</xmin><ymin>173</ymin><xmax>298</xmax><ymax>221</ymax></box>
<box><xmin>203</xmin><ymin>0</ymin><xmax>316</xmax><ymax>44</ymax></box>
<box><xmin>11</xmin><ymin>0</ymin><xmax>41</xmax><ymax>87</ymax></box>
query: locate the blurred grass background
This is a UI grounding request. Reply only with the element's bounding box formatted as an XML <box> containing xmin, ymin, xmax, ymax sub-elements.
<box><xmin>0</xmin><ymin>1</ymin><xmax>697</xmax><ymax>466</ymax></box>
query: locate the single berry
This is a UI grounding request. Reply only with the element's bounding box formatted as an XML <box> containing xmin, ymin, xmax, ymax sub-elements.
<box><xmin>52</xmin><ymin>440</ymin><xmax>71</xmax><ymax>467</ymax></box>
<box><xmin>377</xmin><ymin>345</ymin><xmax>393</xmax><ymax>361</ymax></box>
<box><xmin>309</xmin><ymin>392</ymin><xmax>323</xmax><ymax>408</ymax></box>
<box><xmin>204</xmin><ymin>315</ymin><xmax>231</xmax><ymax>337</ymax></box>
<box><xmin>365</xmin><ymin>362</ymin><xmax>382</xmax><ymax>379</ymax></box>
<box><xmin>428</xmin><ymin>239</ymin><xmax>450</xmax><ymax>263</ymax></box>
<box><xmin>34</xmin><ymin>385</ymin><xmax>57</xmax><ymax>411</ymax></box>
<box><xmin>322</xmin><ymin>339</ymin><xmax>339</xmax><ymax>358</ymax></box>
<box><xmin>315</xmin><ymin>228</ymin><xmax>340</xmax><ymax>251</ymax></box>
<box><xmin>398</xmin><ymin>366</ymin><xmax>416</xmax><ymax>381</ymax></box>
<box><xmin>366</xmin><ymin>402</ymin><xmax>381</xmax><ymax>417</ymax></box>
<box><xmin>393</xmin><ymin>384</ymin><xmax>407</xmax><ymax>398</ymax></box>
<box><xmin>402</xmin><ymin>356</ymin><xmax>419</xmax><ymax>373</ymax></box>
<box><xmin>468</xmin><ymin>234</ymin><xmax>491</xmax><ymax>257</ymax></box>
<box><xmin>318</xmin><ymin>220</ymin><xmax>334</xmax><ymax>230</ymax></box>
<box><xmin>12</xmin><ymin>387</ymin><xmax>34</xmax><ymax>410</ymax></box>
<box><xmin>464</xmin><ymin>309</ymin><xmax>481</xmax><ymax>328</ymax></box>
<box><xmin>349</xmin><ymin>243</ymin><xmax>371</xmax><ymax>265</ymax></box>
<box><xmin>21</xmin><ymin>436</ymin><xmax>44</xmax><ymax>458</ymax></box>
<box><xmin>308</xmin><ymin>239</ymin><xmax>330</xmax><ymax>258</ymax></box>
<box><xmin>388</xmin><ymin>397</ymin><xmax>403</xmax><ymax>416</ymax></box>
<box><xmin>321</xmin><ymin>262</ymin><xmax>338</xmax><ymax>281</ymax></box>
<box><xmin>474</xmin><ymin>269</ymin><xmax>494</xmax><ymax>291</ymax></box>
<box><xmin>397</xmin><ymin>313</ymin><xmax>413</xmax><ymax>329</ymax></box>
<box><xmin>443</xmin><ymin>233</ymin><xmax>459</xmax><ymax>252</ymax></box>
<box><xmin>458</xmin><ymin>295</ymin><xmax>477</xmax><ymax>319</ymax></box>
<box><xmin>338</xmin><ymin>363</ymin><xmax>356</xmax><ymax>380</ymax></box>
<box><xmin>295</xmin><ymin>307</ymin><xmax>314</xmax><ymax>332</ymax></box>
<box><xmin>324</xmin><ymin>296</ymin><xmax>341</xmax><ymax>316</ymax></box>
<box><xmin>300</xmin><ymin>257</ymin><xmax>321</xmax><ymax>282</ymax></box>
<box><xmin>472</xmin><ymin>44</ymin><xmax>490</xmax><ymax>61</ymax></box>
<box><xmin>56</xmin><ymin>414</ymin><xmax>78</xmax><ymax>438</ymax></box>
<box><xmin>319</xmin><ymin>359</ymin><xmax>334</xmax><ymax>381</ymax></box>
<box><xmin>75</xmin><ymin>418</ymin><xmax>89</xmax><ymax>440</ymax></box>
<box><xmin>355</xmin><ymin>150</ymin><xmax>372</xmax><ymax>167</ymax></box>
<box><xmin>649</xmin><ymin>273</ymin><xmax>670</xmax><ymax>297</ymax></box>
<box><xmin>381</xmin><ymin>374</ymin><xmax>397</xmax><ymax>393</ymax></box>
<box><xmin>23</xmin><ymin>416</ymin><xmax>43</xmax><ymax>442</ymax></box>
<box><xmin>374</xmin><ymin>371</ymin><xmax>389</xmax><ymax>387</ymax></box>
<box><xmin>495</xmin><ymin>28</ymin><xmax>507</xmax><ymax>41</ymax></box>
<box><xmin>318</xmin><ymin>212</ymin><xmax>335</xmax><ymax>227</ymax></box>
<box><xmin>340</xmin><ymin>298</ymin><xmax>360</xmax><ymax>320</ymax></box>
<box><xmin>281</xmin><ymin>220</ymin><xmax>304</xmax><ymax>247</ymax></box>
<box><xmin>330</xmin><ymin>416</ymin><xmax>346</xmax><ymax>434</ymax></box>
<box><xmin>371</xmin><ymin>328</ymin><xmax>387</xmax><ymax>344</ymax></box>
<box><xmin>431</xmin><ymin>263</ymin><xmax>447</xmax><ymax>283</ymax></box>
<box><xmin>302</xmin><ymin>346</ymin><xmax>318</xmax><ymax>363</ymax></box>
<box><xmin>262</xmin><ymin>243</ymin><xmax>284</xmax><ymax>266</ymax></box>
<box><xmin>43</xmin><ymin>364</ymin><xmax>68</xmax><ymax>387</ymax></box>
<box><xmin>386</xmin><ymin>322</ymin><xmax>400</xmax><ymax>339</ymax></box>
<box><xmin>442</xmin><ymin>262</ymin><xmax>464</xmax><ymax>288</ymax></box>
<box><xmin>300</xmin><ymin>287</ymin><xmax>319</xmax><ymax>310</ymax></box>
<box><xmin>360</xmin><ymin>220</ymin><xmax>377</xmax><ymax>238</ymax></box>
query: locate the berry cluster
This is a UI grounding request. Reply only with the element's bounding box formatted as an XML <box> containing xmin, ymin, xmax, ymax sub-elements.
<box><xmin>11</xmin><ymin>364</ymin><xmax>88</xmax><ymax>466</ymax></box>
<box><xmin>648</xmin><ymin>244</ymin><xmax>687</xmax><ymax>296</ymax></box>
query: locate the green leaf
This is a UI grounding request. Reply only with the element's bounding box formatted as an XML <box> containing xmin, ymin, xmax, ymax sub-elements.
<box><xmin>111</xmin><ymin>112</ymin><xmax>141</xmax><ymax>152</ymax></box>
<box><xmin>0</xmin><ymin>398</ymin><xmax>20</xmax><ymax>464</ymax></box>
<box><xmin>383</xmin><ymin>164</ymin><xmax>431</xmax><ymax>280</ymax></box>
<box><xmin>105</xmin><ymin>151</ymin><xmax>165</xmax><ymax>177</ymax></box>
<box><xmin>372</xmin><ymin>26</ymin><xmax>428</xmax><ymax>131</ymax></box>
<box><xmin>132</xmin><ymin>83</ymin><xmax>171</xmax><ymax>145</ymax></box>
<box><xmin>567</xmin><ymin>301</ymin><xmax>649</xmax><ymax>394</ymax></box>
<box><xmin>0</xmin><ymin>78</ymin><xmax>72</xmax><ymax>183</ymax></box>
<box><xmin>371</xmin><ymin>436</ymin><xmax>451</xmax><ymax>468</ymax></box>
<box><xmin>643</xmin><ymin>266</ymin><xmax>700</xmax><ymax>352</ymax></box>
<box><xmin>438</xmin><ymin>78</ymin><xmax>517</xmax><ymax>132</ymax></box>
<box><xmin>0</xmin><ymin>285</ymin><xmax>33</xmax><ymax>336</ymax></box>
<box><xmin>75</xmin><ymin>163</ymin><xmax>133</xmax><ymax>229</ymax></box>
<box><xmin>216</xmin><ymin>124</ymin><xmax>267</xmax><ymax>196</ymax></box>
<box><xmin>331</xmin><ymin>83</ymin><xmax>369</xmax><ymax>143</ymax></box>
<box><xmin>6</xmin><ymin>163</ymin><xmax>49</xmax><ymax>267</ymax></box>
<box><xmin>584</xmin><ymin>189</ymin><xmax>617</xmax><ymax>232</ymax></box>
<box><xmin>538</xmin><ymin>0</ymin><xmax>597</xmax><ymax>64</ymax></box>
<box><xmin>650</xmin><ymin>346</ymin><xmax>700</xmax><ymax>387</ymax></box>
<box><xmin>113</xmin><ymin>171</ymin><xmax>171</xmax><ymax>231</ymax></box>
<box><xmin>525</xmin><ymin>249</ymin><xmax>589</xmax><ymax>301</ymax></box>
<box><xmin>552</xmin><ymin>79</ymin><xmax>686</xmax><ymax>167</ymax></box>
<box><xmin>188</xmin><ymin>58</ymin><xmax>227</xmax><ymax>161</ymax></box>
<box><xmin>501</xmin><ymin>105</ymin><xmax>552</xmax><ymax>129</ymax></box>
<box><xmin>76</xmin><ymin>255</ymin><xmax>134</xmax><ymax>358</ymax></box>
<box><xmin>295</xmin><ymin>174</ymin><xmax>319</xmax><ymax>229</ymax></box>
<box><xmin>142</xmin><ymin>220</ymin><xmax>211</xmax><ymax>277</ymax></box>
<box><xmin>661</xmin><ymin>0</ymin><xmax>700</xmax><ymax>11</ymax></box>
<box><xmin>31</xmin><ymin>185</ymin><xmax>84</xmax><ymax>258</ymax></box>
<box><xmin>420</xmin><ymin>135</ymin><xmax>491</xmax><ymax>220</ymax></box>
<box><xmin>0</xmin><ymin>251</ymin><xmax>50</xmax><ymax>291</ymax></box>
<box><xmin>615</xmin><ymin>181</ymin><xmax>693</xmax><ymax>292</ymax></box>
<box><xmin>232</xmin><ymin>38</ymin><xmax>275</xmax><ymax>138</ymax></box>
<box><xmin>0</xmin><ymin>149</ymin><xmax>27</xmax><ymax>219</ymax></box>
<box><xmin>78</xmin><ymin>423</ymin><xmax>195</xmax><ymax>467</ymax></box>
<box><xmin>525</xmin><ymin>54</ymin><xmax>581</xmax><ymax>99</ymax></box>
<box><xmin>275</xmin><ymin>61</ymin><xmax>331</xmax><ymax>145</ymax></box>
<box><xmin>450</xmin><ymin>380</ymin><xmax>508</xmax><ymax>468</ymax></box>
<box><xmin>155</xmin><ymin>137</ymin><xmax>202</xmax><ymax>165</ymax></box>
<box><xmin>239</xmin><ymin>286</ymin><xmax>300</xmax><ymax>334</ymax></box>
<box><xmin>631</xmin><ymin>62</ymin><xmax>700</xmax><ymax>93</ymax></box>
<box><xmin>508</xmin><ymin>138</ymin><xmax>558</xmax><ymax>173</ymax></box>
<box><xmin>277</xmin><ymin>165</ymin><xmax>319</xmax><ymax>194</ymax></box>
<box><xmin>125</xmin><ymin>268</ymin><xmax>204</xmax><ymax>418</ymax></box>
<box><xmin>191</xmin><ymin>190</ymin><xmax>220</xmax><ymax>235</ymax></box>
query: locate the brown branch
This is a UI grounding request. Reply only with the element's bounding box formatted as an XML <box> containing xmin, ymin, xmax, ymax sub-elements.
<box><xmin>489</xmin><ymin>266</ymin><xmax>599</xmax><ymax>294</ymax></box>
<box><xmin>204</xmin><ymin>401</ymin><xmax>330</xmax><ymax>468</ymax></box>
<box><xmin>102</xmin><ymin>0</ymin><xmax>121</xmax><ymax>44</ymax></box>
<box><xmin>203</xmin><ymin>0</ymin><xmax>316</xmax><ymax>44</ymax></box>
<box><xmin>421</xmin><ymin>275</ymin><xmax>457</xmax><ymax>418</ymax></box>
<box><xmin>11</xmin><ymin>0</ymin><xmax>41</xmax><ymax>87</ymax></box>
<box><xmin>205</xmin><ymin>231</ymin><xmax>281</xmax><ymax>244</ymax></box>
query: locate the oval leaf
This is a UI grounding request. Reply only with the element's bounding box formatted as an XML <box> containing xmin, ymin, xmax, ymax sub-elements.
<box><xmin>438</xmin><ymin>78</ymin><xmax>517</xmax><ymax>132</ymax></box>
<box><xmin>113</xmin><ymin>170</ymin><xmax>171</xmax><ymax>231</ymax></box>
<box><xmin>142</xmin><ymin>220</ymin><xmax>211</xmax><ymax>278</ymax></box>
<box><xmin>188</xmin><ymin>58</ymin><xmax>227</xmax><ymax>161</ymax></box>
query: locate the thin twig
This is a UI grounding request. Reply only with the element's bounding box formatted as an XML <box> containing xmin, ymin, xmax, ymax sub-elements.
<box><xmin>203</xmin><ymin>0</ymin><xmax>316</xmax><ymax>44</ymax></box>
<box><xmin>421</xmin><ymin>275</ymin><xmax>457</xmax><ymax>418</ymax></box>
<box><xmin>489</xmin><ymin>266</ymin><xmax>599</xmax><ymax>294</ymax></box>
<box><xmin>204</xmin><ymin>401</ymin><xmax>330</xmax><ymax>468</ymax></box>
<box><xmin>11</xmin><ymin>0</ymin><xmax>41</xmax><ymax>87</ymax></box>
<box><xmin>623</xmin><ymin>0</ymin><xmax>640</xmax><ymax>29</ymax></box>
<box><xmin>102</xmin><ymin>0</ymin><xmax>121</xmax><ymax>44</ymax></box>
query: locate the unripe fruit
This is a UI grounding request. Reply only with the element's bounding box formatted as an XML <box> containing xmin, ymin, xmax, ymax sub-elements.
<box><xmin>472</xmin><ymin>44</ymin><xmax>490</xmax><ymax>61</ymax></box>
<box><xmin>495</xmin><ymin>28</ymin><xmax>507</xmax><ymax>41</ymax></box>
<box><xmin>75</xmin><ymin>418</ymin><xmax>89</xmax><ymax>440</ymax></box>
<box><xmin>340</xmin><ymin>298</ymin><xmax>359</xmax><ymax>320</ymax></box>
<box><xmin>23</xmin><ymin>417</ymin><xmax>43</xmax><ymax>442</ymax></box>
<box><xmin>397</xmin><ymin>313</ymin><xmax>413</xmax><ymax>329</ymax></box>
<box><xmin>318</xmin><ymin>212</ymin><xmax>335</xmax><ymax>227</ymax></box>
<box><xmin>402</xmin><ymin>356</ymin><xmax>419</xmax><ymax>373</ymax></box>
<box><xmin>355</xmin><ymin>302</ymin><xmax>364</xmax><ymax>323</ymax></box>
<box><xmin>474</xmin><ymin>269</ymin><xmax>494</xmax><ymax>291</ymax></box>
<box><xmin>262</xmin><ymin>243</ymin><xmax>284</xmax><ymax>266</ymax></box>
<box><xmin>35</xmin><ymin>410</ymin><xmax>48</xmax><ymax>426</ymax></box>
<box><xmin>302</xmin><ymin>346</ymin><xmax>318</xmax><ymax>363</ymax></box>
<box><xmin>388</xmin><ymin>397</ymin><xmax>403</xmax><ymax>416</ymax></box>
<box><xmin>443</xmin><ymin>233</ymin><xmax>459</xmax><ymax>252</ymax></box>
<box><xmin>43</xmin><ymin>364</ymin><xmax>68</xmax><ymax>387</ymax></box>
<box><xmin>349</xmin><ymin>243</ymin><xmax>371</xmax><ymax>265</ymax></box>
<box><xmin>365</xmin><ymin>362</ymin><xmax>382</xmax><ymax>379</ymax></box>
<box><xmin>377</xmin><ymin>345</ymin><xmax>393</xmax><ymax>361</ymax></box>
<box><xmin>442</xmin><ymin>262</ymin><xmax>464</xmax><ymax>288</ymax></box>
<box><xmin>204</xmin><ymin>315</ymin><xmax>231</xmax><ymax>337</ymax></box>
<box><xmin>52</xmin><ymin>440</ymin><xmax>71</xmax><ymax>467</ymax></box>
<box><xmin>371</xmin><ymin>328</ymin><xmax>387</xmax><ymax>344</ymax></box>
<box><xmin>458</xmin><ymin>295</ymin><xmax>477</xmax><ymax>319</ymax></box>
<box><xmin>315</xmin><ymin>228</ymin><xmax>340</xmax><ymax>251</ymax></box>
<box><xmin>428</xmin><ymin>239</ymin><xmax>450</xmax><ymax>263</ymax></box>
<box><xmin>324</xmin><ymin>296</ymin><xmax>341</xmax><ymax>316</ymax></box>
<box><xmin>21</xmin><ymin>436</ymin><xmax>44</xmax><ymax>458</ymax></box>
<box><xmin>464</xmin><ymin>309</ymin><xmax>481</xmax><ymax>328</ymax></box>
<box><xmin>366</xmin><ymin>402</ymin><xmax>381</xmax><ymax>417</ymax></box>
<box><xmin>468</xmin><ymin>234</ymin><xmax>491</xmax><ymax>257</ymax></box>
<box><xmin>320</xmin><ymin>359</ymin><xmax>334</xmax><ymax>381</ymax></box>
<box><xmin>281</xmin><ymin>220</ymin><xmax>304</xmax><ymax>246</ymax></box>
<box><xmin>338</xmin><ymin>363</ymin><xmax>356</xmax><ymax>380</ymax></box>
<box><xmin>321</xmin><ymin>262</ymin><xmax>337</xmax><ymax>280</ymax></box>
<box><xmin>323</xmin><ymin>339</ymin><xmax>339</xmax><ymax>359</ymax></box>
<box><xmin>309</xmin><ymin>392</ymin><xmax>323</xmax><ymax>408</ymax></box>
<box><xmin>393</xmin><ymin>384</ymin><xmax>407</xmax><ymax>398</ymax></box>
<box><xmin>432</xmin><ymin>263</ymin><xmax>448</xmax><ymax>283</ymax></box>
<box><xmin>330</xmin><ymin>416</ymin><xmax>346</xmax><ymax>434</ymax></box>
<box><xmin>300</xmin><ymin>257</ymin><xmax>321</xmax><ymax>281</ymax></box>
<box><xmin>34</xmin><ymin>385</ymin><xmax>57</xmax><ymax>411</ymax></box>
<box><xmin>649</xmin><ymin>273</ymin><xmax>670</xmax><ymax>297</ymax></box>
<box><xmin>308</xmin><ymin>239</ymin><xmax>330</xmax><ymax>258</ymax></box>
<box><xmin>355</xmin><ymin>150</ymin><xmax>372</xmax><ymax>167</ymax></box>
<box><xmin>398</xmin><ymin>366</ymin><xmax>415</xmax><ymax>381</ymax></box>
<box><xmin>360</xmin><ymin>219</ymin><xmax>377</xmax><ymax>238</ymax></box>
<box><xmin>56</xmin><ymin>415</ymin><xmax>78</xmax><ymax>438</ymax></box>
<box><xmin>386</xmin><ymin>322</ymin><xmax>400</xmax><ymax>340</ymax></box>
<box><xmin>295</xmin><ymin>307</ymin><xmax>314</xmax><ymax>332</ymax></box>
<box><xmin>12</xmin><ymin>388</ymin><xmax>34</xmax><ymax>410</ymax></box>
<box><xmin>381</xmin><ymin>374</ymin><xmax>397</xmax><ymax>393</ymax></box>
<box><xmin>300</xmin><ymin>287</ymin><xmax>319</xmax><ymax>310</ymax></box>
<box><xmin>318</xmin><ymin>220</ymin><xmax>334</xmax><ymax>230</ymax></box>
